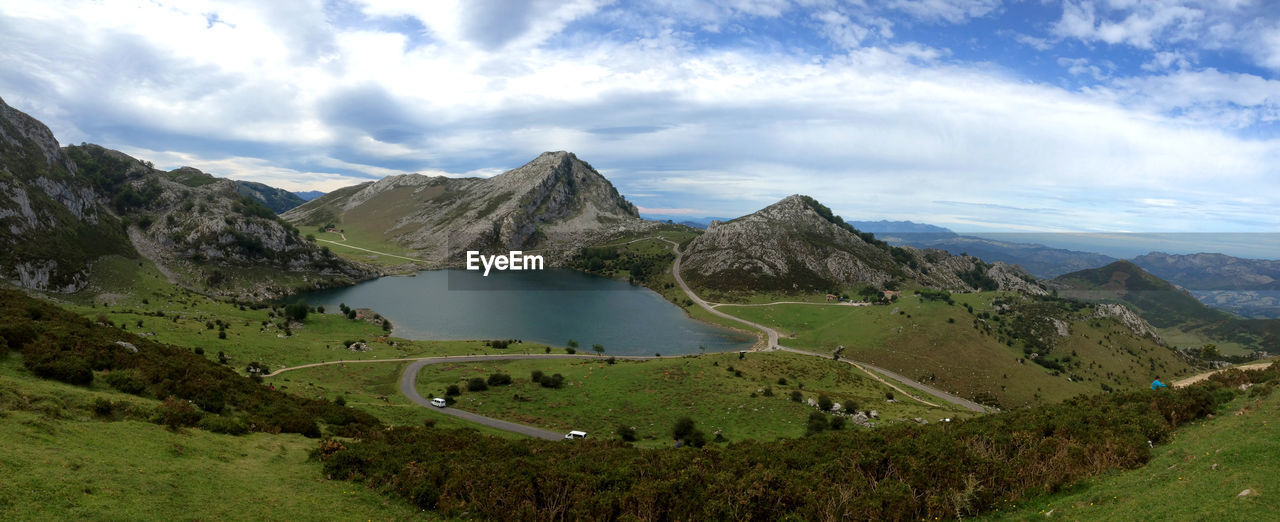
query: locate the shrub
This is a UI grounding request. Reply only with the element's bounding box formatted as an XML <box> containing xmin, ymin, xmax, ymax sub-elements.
<box><xmin>539</xmin><ymin>374</ymin><xmax>566</xmax><ymax>389</ymax></box>
<box><xmin>683</xmin><ymin>429</ymin><xmax>707</xmax><ymax>448</ymax></box>
<box><xmin>198</xmin><ymin>415</ymin><xmax>249</xmax><ymax>435</ymax></box>
<box><xmin>565</xmin><ymin>347</ymin><xmax>576</xmax><ymax>354</ymax></box>
<box><xmin>829</xmin><ymin>416</ymin><xmax>846</xmax><ymax>430</ymax></box>
<box><xmin>790</xmin><ymin>390</ymin><xmax>803</xmax><ymax>402</ymax></box>
<box><xmin>157</xmin><ymin>396</ymin><xmax>202</xmax><ymax>430</ymax></box>
<box><xmin>672</xmin><ymin>417</ymin><xmax>695</xmax><ymax>440</ymax></box>
<box><xmin>531</xmin><ymin>370</ymin><xmax>544</xmax><ymax>383</ymax></box>
<box><xmin>487</xmin><ymin>373</ymin><xmax>512</xmax><ymax>386</ymax></box>
<box><xmin>104</xmin><ymin>369</ymin><xmax>147</xmax><ymax>395</ymax></box>
<box><xmin>445</xmin><ymin>385</ymin><xmax>461</xmax><ymax>397</ymax></box>
<box><xmin>777</xmin><ymin>377</ymin><xmax>788</xmax><ymax>385</ymax></box>
<box><xmin>616</xmin><ymin>424</ymin><xmax>637</xmax><ymax>442</ymax></box>
<box><xmin>335</xmin><ymin>395</ymin><xmax>347</xmax><ymax>406</ymax></box>
<box><xmin>467</xmin><ymin>377</ymin><xmax>489</xmax><ymax>392</ymax></box>
<box><xmin>817</xmin><ymin>394</ymin><xmax>834</xmax><ymax>411</ymax></box>
<box><xmin>805</xmin><ymin>411</ymin><xmax>828</xmax><ymax>435</ymax></box>
<box><xmin>31</xmin><ymin>356</ymin><xmax>93</xmax><ymax>386</ymax></box>
<box><xmin>91</xmin><ymin>398</ymin><xmax>114</xmax><ymax>417</ymax></box>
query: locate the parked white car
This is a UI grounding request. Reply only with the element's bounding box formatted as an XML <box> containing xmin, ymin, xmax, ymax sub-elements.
<box><xmin>430</xmin><ymin>397</ymin><xmax>447</xmax><ymax>408</ymax></box>
<box><xmin>564</xmin><ymin>430</ymin><xmax>587</xmax><ymax>439</ymax></box>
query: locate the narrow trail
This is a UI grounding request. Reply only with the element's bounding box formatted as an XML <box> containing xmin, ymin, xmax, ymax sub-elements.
<box><xmin>657</xmin><ymin>237</ymin><xmax>988</xmax><ymax>413</ymax></box>
<box><xmin>315</xmin><ymin>238</ymin><xmax>422</xmax><ymax>263</ymax></box>
<box><xmin>1173</xmin><ymin>361</ymin><xmax>1275</xmax><ymax>388</ymax></box>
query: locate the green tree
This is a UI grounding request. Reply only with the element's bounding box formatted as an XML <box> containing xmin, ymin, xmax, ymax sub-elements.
<box><xmin>592</xmin><ymin>343</ymin><xmax>605</xmax><ymax>356</ymax></box>
<box><xmin>817</xmin><ymin>394</ymin><xmax>834</xmax><ymax>411</ymax></box>
<box><xmin>805</xmin><ymin>411</ymin><xmax>828</xmax><ymax>436</ymax></box>
<box><xmin>286</xmin><ymin>301</ymin><xmax>312</xmax><ymax>321</ymax></box>
<box><xmin>672</xmin><ymin>417</ymin><xmax>696</xmax><ymax>440</ymax></box>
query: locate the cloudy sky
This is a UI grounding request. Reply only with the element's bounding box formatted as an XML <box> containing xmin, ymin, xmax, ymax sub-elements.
<box><xmin>1</xmin><ymin>0</ymin><xmax>1278</xmax><ymax>234</ymax></box>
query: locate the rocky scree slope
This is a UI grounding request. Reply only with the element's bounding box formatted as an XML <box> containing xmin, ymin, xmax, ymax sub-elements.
<box><xmin>680</xmin><ymin>194</ymin><xmax>1046</xmax><ymax>295</ymax></box>
<box><xmin>283</xmin><ymin>151</ymin><xmax>651</xmax><ymax>266</ymax></box>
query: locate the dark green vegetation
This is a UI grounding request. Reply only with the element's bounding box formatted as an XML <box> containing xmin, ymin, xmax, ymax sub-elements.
<box><xmin>996</xmin><ymin>364</ymin><xmax>1280</xmax><ymax>519</ymax></box>
<box><xmin>1054</xmin><ymin>261</ymin><xmax>1278</xmax><ymax>354</ymax></box>
<box><xmin>0</xmin><ymin>289</ymin><xmax>378</xmax><ymax>438</ymax></box>
<box><xmin>320</xmin><ymin>373</ymin><xmax>1241</xmax><ymax>520</ymax></box>
<box><xmin>567</xmin><ymin>225</ymin><xmax>692</xmax><ymax>287</ymax></box>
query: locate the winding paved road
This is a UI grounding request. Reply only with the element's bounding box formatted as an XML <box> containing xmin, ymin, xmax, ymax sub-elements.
<box><xmin>659</xmin><ymin>237</ymin><xmax>989</xmax><ymax>413</ymax></box>
<box><xmin>270</xmin><ymin>353</ymin><xmax>658</xmax><ymax>440</ymax></box>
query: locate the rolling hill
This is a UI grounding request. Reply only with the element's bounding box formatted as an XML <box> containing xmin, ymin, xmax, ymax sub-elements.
<box><xmin>1053</xmin><ymin>261</ymin><xmax>1279</xmax><ymax>353</ymax></box>
<box><xmin>680</xmin><ymin>194</ymin><xmax>1045</xmax><ymax>295</ymax></box>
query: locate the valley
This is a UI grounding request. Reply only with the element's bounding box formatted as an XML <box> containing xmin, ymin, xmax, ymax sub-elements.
<box><xmin>1</xmin><ymin>95</ymin><xmax>1277</xmax><ymax>519</ymax></box>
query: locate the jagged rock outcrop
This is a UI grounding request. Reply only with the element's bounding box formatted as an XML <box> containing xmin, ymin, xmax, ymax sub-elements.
<box><xmin>283</xmin><ymin>151</ymin><xmax>650</xmax><ymax>266</ymax></box>
<box><xmin>0</xmin><ymin>97</ymin><xmax>134</xmax><ymax>291</ymax></box>
<box><xmin>681</xmin><ymin>194</ymin><xmax>1050</xmax><ymax>294</ymax></box>
<box><xmin>0</xmin><ymin>97</ymin><xmax>372</xmax><ymax>299</ymax></box>
<box><xmin>1094</xmin><ymin>303</ymin><xmax>1165</xmax><ymax>345</ymax></box>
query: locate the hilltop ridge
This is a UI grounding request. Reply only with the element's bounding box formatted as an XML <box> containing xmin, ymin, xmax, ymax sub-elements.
<box><xmin>681</xmin><ymin>194</ymin><xmax>1044</xmax><ymax>295</ymax></box>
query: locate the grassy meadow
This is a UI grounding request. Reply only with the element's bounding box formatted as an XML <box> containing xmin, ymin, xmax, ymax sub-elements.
<box><xmin>412</xmin><ymin>350</ymin><xmax>971</xmax><ymax>447</ymax></box>
<box><xmin>718</xmin><ymin>291</ymin><xmax>1193</xmax><ymax>407</ymax></box>
<box><xmin>993</xmin><ymin>388</ymin><xmax>1280</xmax><ymax>520</ymax></box>
<box><xmin>0</xmin><ymin>357</ymin><xmax>420</xmax><ymax>521</ymax></box>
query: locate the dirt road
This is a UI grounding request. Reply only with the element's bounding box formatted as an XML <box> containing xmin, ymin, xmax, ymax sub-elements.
<box><xmin>1173</xmin><ymin>361</ymin><xmax>1275</xmax><ymax>387</ymax></box>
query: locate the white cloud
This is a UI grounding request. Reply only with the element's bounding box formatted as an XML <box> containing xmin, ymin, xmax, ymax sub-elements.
<box><xmin>0</xmin><ymin>0</ymin><xmax>1276</xmax><ymax>233</ymax></box>
<box><xmin>887</xmin><ymin>0</ymin><xmax>1002</xmax><ymax>24</ymax></box>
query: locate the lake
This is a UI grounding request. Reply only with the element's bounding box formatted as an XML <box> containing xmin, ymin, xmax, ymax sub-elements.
<box><xmin>299</xmin><ymin>269</ymin><xmax>756</xmax><ymax>356</ymax></box>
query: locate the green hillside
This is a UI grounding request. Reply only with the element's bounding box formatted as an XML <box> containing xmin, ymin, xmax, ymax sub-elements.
<box><xmin>1054</xmin><ymin>261</ymin><xmax>1279</xmax><ymax>354</ymax></box>
<box><xmin>995</xmin><ymin>365</ymin><xmax>1280</xmax><ymax>520</ymax></box>
<box><xmin>719</xmin><ymin>291</ymin><xmax>1192</xmax><ymax>408</ymax></box>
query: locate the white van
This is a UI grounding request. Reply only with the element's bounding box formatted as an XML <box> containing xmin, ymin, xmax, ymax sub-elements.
<box><xmin>430</xmin><ymin>397</ymin><xmax>447</xmax><ymax>408</ymax></box>
<box><xmin>564</xmin><ymin>430</ymin><xmax>587</xmax><ymax>439</ymax></box>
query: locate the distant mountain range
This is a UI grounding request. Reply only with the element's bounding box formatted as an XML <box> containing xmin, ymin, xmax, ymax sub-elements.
<box><xmin>292</xmin><ymin>190</ymin><xmax>326</xmax><ymax>201</ymax></box>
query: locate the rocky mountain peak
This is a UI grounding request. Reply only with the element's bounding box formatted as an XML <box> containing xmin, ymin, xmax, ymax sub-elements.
<box><xmin>0</xmin><ymin>97</ymin><xmax>74</xmax><ymax>173</ymax></box>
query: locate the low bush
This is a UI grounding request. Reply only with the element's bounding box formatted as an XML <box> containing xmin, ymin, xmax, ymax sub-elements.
<box><xmin>157</xmin><ymin>396</ymin><xmax>203</xmax><ymax>430</ymax></box>
<box><xmin>198</xmin><ymin>415</ymin><xmax>249</xmax><ymax>435</ymax></box>
<box><xmin>467</xmin><ymin>377</ymin><xmax>489</xmax><ymax>392</ymax></box>
<box><xmin>487</xmin><ymin>373</ymin><xmax>512</xmax><ymax>386</ymax></box>
<box><xmin>538</xmin><ymin>373</ymin><xmax>565</xmax><ymax>389</ymax></box>
<box><xmin>318</xmin><ymin>380</ymin><xmax>1238</xmax><ymax>520</ymax></box>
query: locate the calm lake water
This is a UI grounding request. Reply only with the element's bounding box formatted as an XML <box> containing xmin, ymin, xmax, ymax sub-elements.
<box><xmin>300</xmin><ymin>269</ymin><xmax>755</xmax><ymax>356</ymax></box>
